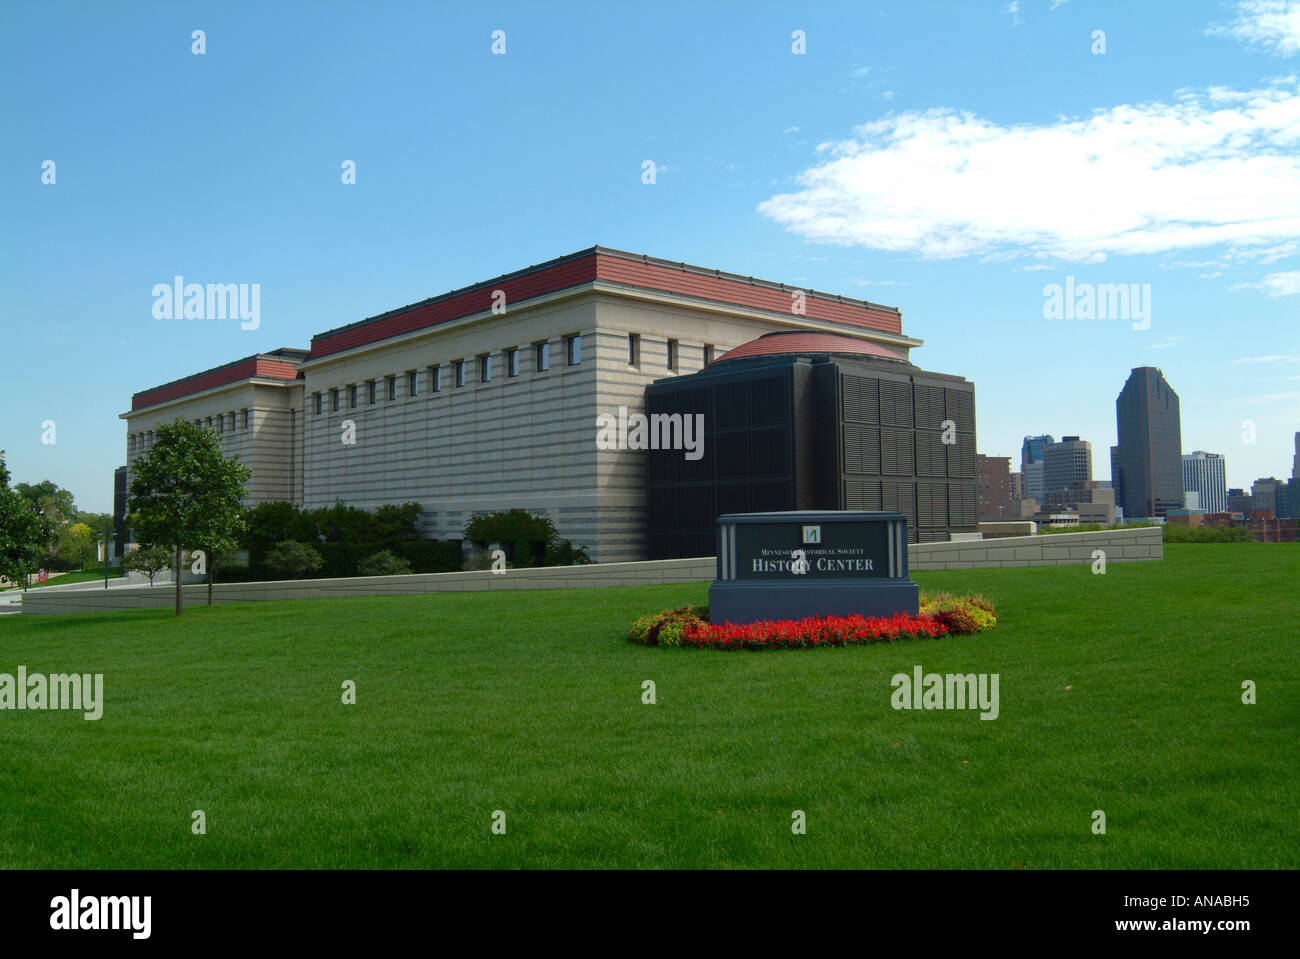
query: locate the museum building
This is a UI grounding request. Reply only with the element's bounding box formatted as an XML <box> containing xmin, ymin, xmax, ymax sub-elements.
<box><xmin>120</xmin><ymin>247</ymin><xmax>973</xmax><ymax>563</ymax></box>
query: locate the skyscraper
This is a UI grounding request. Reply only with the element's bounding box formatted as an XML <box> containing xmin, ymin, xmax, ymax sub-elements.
<box><xmin>1293</xmin><ymin>432</ymin><xmax>1299</xmax><ymax>481</ymax></box>
<box><xmin>1020</xmin><ymin>434</ymin><xmax>1054</xmax><ymax>500</ymax></box>
<box><xmin>977</xmin><ymin>454</ymin><xmax>1013</xmax><ymax>520</ymax></box>
<box><xmin>1181</xmin><ymin>451</ymin><xmax>1227</xmax><ymax>514</ymax></box>
<box><xmin>1114</xmin><ymin>367</ymin><xmax>1182</xmax><ymax>520</ymax></box>
<box><xmin>1043</xmin><ymin>436</ymin><xmax>1093</xmax><ymax>494</ymax></box>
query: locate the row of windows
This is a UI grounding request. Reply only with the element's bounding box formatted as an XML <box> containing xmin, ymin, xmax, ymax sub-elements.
<box><xmin>129</xmin><ymin>409</ymin><xmax>250</xmax><ymax>453</ymax></box>
<box><xmin>628</xmin><ymin>335</ymin><xmax>712</xmax><ymax>370</ymax></box>
<box><xmin>311</xmin><ymin>335</ymin><xmax>582</xmax><ymax>415</ymax></box>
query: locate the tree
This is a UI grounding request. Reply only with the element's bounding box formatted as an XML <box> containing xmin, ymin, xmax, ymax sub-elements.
<box><xmin>65</xmin><ymin>521</ymin><xmax>96</xmax><ymax>569</ymax></box>
<box><xmin>0</xmin><ymin>454</ymin><xmax>52</xmax><ymax>591</ymax></box>
<box><xmin>358</xmin><ymin>549</ymin><xmax>413</xmax><ymax>576</ymax></box>
<box><xmin>14</xmin><ymin>480</ymin><xmax>75</xmax><ymax>565</ymax></box>
<box><xmin>127</xmin><ymin>419</ymin><xmax>251</xmax><ymax>616</ymax></box>
<box><xmin>264</xmin><ymin>540</ymin><xmax>323</xmax><ymax>580</ymax></box>
<box><xmin>124</xmin><ymin>545</ymin><xmax>171</xmax><ymax>586</ymax></box>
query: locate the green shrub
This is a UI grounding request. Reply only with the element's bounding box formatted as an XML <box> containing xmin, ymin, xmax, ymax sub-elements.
<box><xmin>464</xmin><ymin>508</ymin><xmax>591</xmax><ymax>568</ymax></box>
<box><xmin>920</xmin><ymin>594</ymin><xmax>998</xmax><ymax>635</ymax></box>
<box><xmin>264</xmin><ymin>540</ymin><xmax>323</xmax><ymax>580</ymax></box>
<box><xmin>628</xmin><ymin>606</ymin><xmax>709</xmax><ymax>646</ymax></box>
<box><xmin>358</xmin><ymin>550</ymin><xmax>413</xmax><ymax>577</ymax></box>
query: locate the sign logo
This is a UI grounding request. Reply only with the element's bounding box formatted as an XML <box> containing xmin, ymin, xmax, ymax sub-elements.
<box><xmin>802</xmin><ymin>525</ymin><xmax>821</xmax><ymax>544</ymax></box>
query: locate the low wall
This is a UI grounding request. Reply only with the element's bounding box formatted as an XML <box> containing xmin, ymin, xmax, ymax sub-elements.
<box><xmin>19</xmin><ymin>527</ymin><xmax>1162</xmax><ymax>615</ymax></box>
<box><xmin>910</xmin><ymin>526</ymin><xmax>1162</xmax><ymax>570</ymax></box>
<box><xmin>19</xmin><ymin>557</ymin><xmax>716</xmax><ymax>615</ymax></box>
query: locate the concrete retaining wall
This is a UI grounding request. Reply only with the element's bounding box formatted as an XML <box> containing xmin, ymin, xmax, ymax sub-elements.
<box><xmin>18</xmin><ymin>527</ymin><xmax>1161</xmax><ymax>615</ymax></box>
<box><xmin>910</xmin><ymin>525</ymin><xmax>1162</xmax><ymax>570</ymax></box>
<box><xmin>19</xmin><ymin>557</ymin><xmax>716</xmax><ymax>615</ymax></box>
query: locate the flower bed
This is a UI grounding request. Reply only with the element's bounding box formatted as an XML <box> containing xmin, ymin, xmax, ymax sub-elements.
<box><xmin>629</xmin><ymin>595</ymin><xmax>997</xmax><ymax>651</ymax></box>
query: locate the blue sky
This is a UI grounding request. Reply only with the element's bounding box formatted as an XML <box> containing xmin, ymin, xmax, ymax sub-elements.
<box><xmin>2</xmin><ymin>0</ymin><xmax>1298</xmax><ymax>512</ymax></box>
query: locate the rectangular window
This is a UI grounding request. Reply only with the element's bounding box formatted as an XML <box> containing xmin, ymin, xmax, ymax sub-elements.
<box><xmin>314</xmin><ymin>393</ymin><xmax>322</xmax><ymax>415</ymax></box>
<box><xmin>566</xmin><ymin>334</ymin><xmax>582</xmax><ymax>366</ymax></box>
<box><xmin>666</xmin><ymin>339</ymin><xmax>678</xmax><ymax>371</ymax></box>
<box><xmin>628</xmin><ymin>333</ymin><xmax>640</xmax><ymax>366</ymax></box>
<box><xmin>242</xmin><ymin>409</ymin><xmax>250</xmax><ymax>429</ymax></box>
<box><xmin>387</xmin><ymin>375</ymin><xmax>397</xmax><ymax>401</ymax></box>
<box><xmin>332</xmin><ymin>388</ymin><xmax>340</xmax><ymax>412</ymax></box>
<box><xmin>535</xmin><ymin>342</ymin><xmax>550</xmax><ymax>372</ymax></box>
<box><xmin>368</xmin><ymin>380</ymin><xmax>376</xmax><ymax>405</ymax></box>
<box><xmin>349</xmin><ymin>384</ymin><xmax>358</xmax><ymax>409</ymax></box>
<box><xmin>430</xmin><ymin>365</ymin><xmax>441</xmax><ymax>393</ymax></box>
<box><xmin>205</xmin><ymin>417</ymin><xmax>213</xmax><ymax>429</ymax></box>
<box><xmin>407</xmin><ymin>370</ymin><xmax>418</xmax><ymax>397</ymax></box>
<box><xmin>479</xmin><ymin>354</ymin><xmax>492</xmax><ymax>383</ymax></box>
<box><xmin>218</xmin><ymin>414</ymin><xmax>225</xmax><ymax>433</ymax></box>
<box><xmin>507</xmin><ymin>348</ymin><xmax>519</xmax><ymax>378</ymax></box>
<box><xmin>704</xmin><ymin>344</ymin><xmax>714</xmax><ymax>365</ymax></box>
<box><xmin>147</xmin><ymin>430</ymin><xmax>153</xmax><ymax>446</ymax></box>
<box><xmin>455</xmin><ymin>360</ymin><xmax>466</xmax><ymax>388</ymax></box>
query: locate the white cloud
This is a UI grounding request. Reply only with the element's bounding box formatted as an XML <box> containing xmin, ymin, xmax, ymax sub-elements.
<box><xmin>1231</xmin><ymin>353</ymin><xmax>1300</xmax><ymax>362</ymax></box>
<box><xmin>1228</xmin><ymin>238</ymin><xmax>1300</xmax><ymax>262</ymax></box>
<box><xmin>1250</xmin><ymin>269</ymin><xmax>1300</xmax><ymax>294</ymax></box>
<box><xmin>757</xmin><ymin>83</ymin><xmax>1300</xmax><ymax>262</ymax></box>
<box><xmin>1207</xmin><ymin>0</ymin><xmax>1300</xmax><ymax>55</ymax></box>
<box><xmin>783</xmin><ymin>126</ymin><xmax>800</xmax><ymax>134</ymax></box>
<box><xmin>1230</xmin><ymin>390</ymin><xmax>1300</xmax><ymax>404</ymax></box>
<box><xmin>1006</xmin><ymin>2</ymin><xmax>1023</xmax><ymax>27</ymax></box>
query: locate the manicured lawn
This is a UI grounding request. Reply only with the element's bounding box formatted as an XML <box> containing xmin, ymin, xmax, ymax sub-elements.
<box><xmin>0</xmin><ymin>544</ymin><xmax>1295</xmax><ymax>869</ymax></box>
<box><xmin>0</xmin><ymin>568</ymin><xmax>121</xmax><ymax>592</ymax></box>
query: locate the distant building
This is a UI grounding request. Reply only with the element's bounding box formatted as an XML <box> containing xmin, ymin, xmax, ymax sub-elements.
<box><xmin>1181</xmin><ymin>451</ymin><xmax>1227</xmax><ymax>514</ymax></box>
<box><xmin>1043</xmin><ymin>480</ymin><xmax>1116</xmax><ymax>524</ymax></box>
<box><xmin>1021</xmin><ymin>434</ymin><xmax>1054</xmax><ymax>500</ymax></box>
<box><xmin>1024</xmin><ymin>462</ymin><xmax>1045</xmax><ymax>505</ymax></box>
<box><xmin>1276</xmin><ymin>478</ymin><xmax>1300</xmax><ymax>520</ymax></box>
<box><xmin>1227</xmin><ymin>488</ymin><xmax>1253</xmax><ymax>513</ymax></box>
<box><xmin>1009</xmin><ymin>470</ymin><xmax>1023</xmax><ymax>501</ymax></box>
<box><xmin>1293</xmin><ymin>432</ymin><xmax>1299</xmax><ymax>481</ymax></box>
<box><xmin>977</xmin><ymin>454</ymin><xmax>1014</xmax><ymax>520</ymax></box>
<box><xmin>1251</xmin><ymin>477</ymin><xmax>1282</xmax><ymax>515</ymax></box>
<box><xmin>1032</xmin><ymin>509</ymin><xmax>1080</xmax><ymax>528</ymax></box>
<box><xmin>1113</xmin><ymin>367</ymin><xmax>1182</xmax><ymax>519</ymax></box>
<box><xmin>1043</xmin><ymin>435</ymin><xmax>1092</xmax><ymax>495</ymax></box>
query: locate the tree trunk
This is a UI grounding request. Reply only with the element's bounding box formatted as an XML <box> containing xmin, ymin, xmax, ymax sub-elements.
<box><xmin>174</xmin><ymin>546</ymin><xmax>183</xmax><ymax>616</ymax></box>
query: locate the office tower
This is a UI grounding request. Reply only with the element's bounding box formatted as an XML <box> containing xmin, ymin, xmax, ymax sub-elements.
<box><xmin>1113</xmin><ymin>367</ymin><xmax>1182</xmax><ymax>520</ymax></box>
<box><xmin>1020</xmin><ymin>434</ymin><xmax>1054</xmax><ymax>500</ymax></box>
<box><xmin>1181</xmin><ymin>451</ymin><xmax>1227</xmax><ymax>514</ymax></box>
<box><xmin>1043</xmin><ymin>435</ymin><xmax>1093</xmax><ymax>495</ymax></box>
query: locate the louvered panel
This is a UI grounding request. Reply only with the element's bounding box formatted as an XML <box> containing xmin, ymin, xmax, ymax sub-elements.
<box><xmin>945</xmin><ymin>388</ymin><xmax>974</xmax><ymax>433</ymax></box>
<box><xmin>844</xmin><ymin>479</ymin><xmax>882</xmax><ymax>511</ymax></box>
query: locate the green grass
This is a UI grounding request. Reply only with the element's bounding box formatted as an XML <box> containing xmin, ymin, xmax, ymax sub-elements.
<box><xmin>0</xmin><ymin>568</ymin><xmax>122</xmax><ymax>592</ymax></box>
<box><xmin>0</xmin><ymin>543</ymin><xmax>1295</xmax><ymax>869</ymax></box>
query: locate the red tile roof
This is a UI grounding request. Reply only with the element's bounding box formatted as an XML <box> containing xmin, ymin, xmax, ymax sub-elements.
<box><xmin>131</xmin><ymin>353</ymin><xmax>304</xmax><ymax>412</ymax></box>
<box><xmin>713</xmin><ymin>331</ymin><xmax>909</xmax><ymax>364</ymax></box>
<box><xmin>307</xmin><ymin>247</ymin><xmax>902</xmax><ymax>360</ymax></box>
